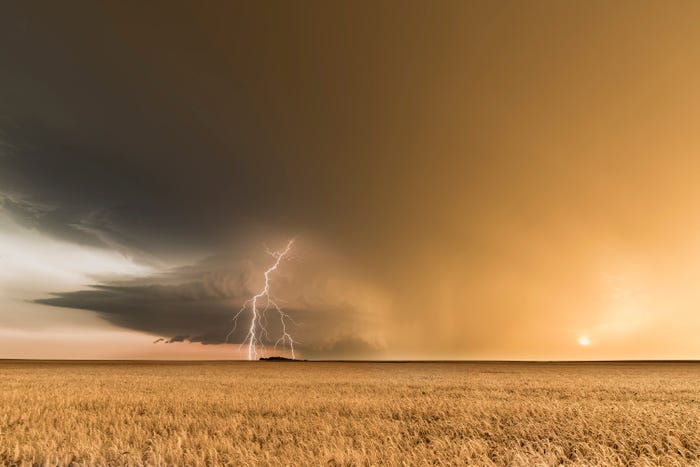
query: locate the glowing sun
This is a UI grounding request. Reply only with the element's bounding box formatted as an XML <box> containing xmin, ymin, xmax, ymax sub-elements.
<box><xmin>578</xmin><ymin>336</ymin><xmax>591</xmax><ymax>346</ymax></box>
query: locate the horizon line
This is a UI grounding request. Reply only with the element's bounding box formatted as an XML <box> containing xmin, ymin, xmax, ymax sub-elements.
<box><xmin>1</xmin><ymin>358</ymin><xmax>698</xmax><ymax>363</ymax></box>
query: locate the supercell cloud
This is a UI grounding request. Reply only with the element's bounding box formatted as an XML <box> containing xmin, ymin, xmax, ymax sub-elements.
<box><xmin>2</xmin><ymin>2</ymin><xmax>700</xmax><ymax>359</ymax></box>
<box><xmin>33</xmin><ymin>239</ymin><xmax>388</xmax><ymax>358</ymax></box>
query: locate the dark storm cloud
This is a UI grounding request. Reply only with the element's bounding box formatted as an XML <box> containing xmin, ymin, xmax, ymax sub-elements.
<box><xmin>37</xmin><ymin>283</ymin><xmax>240</xmax><ymax>344</ymax></box>
<box><xmin>0</xmin><ymin>120</ymin><xmax>229</xmax><ymax>260</ymax></box>
<box><xmin>4</xmin><ymin>1</ymin><xmax>700</xmax><ymax>359</ymax></box>
<box><xmin>0</xmin><ymin>2</ymin><xmax>444</xmax><ymax>357</ymax></box>
<box><xmin>35</xmin><ymin>249</ymin><xmax>387</xmax><ymax>357</ymax></box>
<box><xmin>0</xmin><ymin>190</ymin><xmax>167</xmax><ymax>266</ymax></box>
<box><xmin>0</xmin><ymin>1</ymin><xmax>463</xmax><ymax>263</ymax></box>
<box><xmin>1</xmin><ymin>191</ymin><xmax>110</xmax><ymax>250</ymax></box>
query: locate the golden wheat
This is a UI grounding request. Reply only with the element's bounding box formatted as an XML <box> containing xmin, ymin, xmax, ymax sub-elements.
<box><xmin>0</xmin><ymin>361</ymin><xmax>698</xmax><ymax>466</ymax></box>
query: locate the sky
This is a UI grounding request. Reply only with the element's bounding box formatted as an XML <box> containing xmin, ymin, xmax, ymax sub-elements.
<box><xmin>1</xmin><ymin>1</ymin><xmax>699</xmax><ymax>360</ymax></box>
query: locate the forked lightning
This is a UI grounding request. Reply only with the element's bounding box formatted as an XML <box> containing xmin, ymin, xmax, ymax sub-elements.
<box><xmin>227</xmin><ymin>239</ymin><xmax>296</xmax><ymax>360</ymax></box>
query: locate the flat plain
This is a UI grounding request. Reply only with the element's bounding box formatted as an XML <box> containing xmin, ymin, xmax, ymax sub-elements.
<box><xmin>0</xmin><ymin>361</ymin><xmax>698</xmax><ymax>466</ymax></box>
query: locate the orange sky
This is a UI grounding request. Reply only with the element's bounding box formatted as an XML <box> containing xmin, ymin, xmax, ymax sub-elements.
<box><xmin>1</xmin><ymin>1</ymin><xmax>700</xmax><ymax>359</ymax></box>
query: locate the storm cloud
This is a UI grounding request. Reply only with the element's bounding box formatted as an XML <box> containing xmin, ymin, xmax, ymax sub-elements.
<box><xmin>2</xmin><ymin>2</ymin><xmax>700</xmax><ymax>359</ymax></box>
<box><xmin>34</xmin><ymin>243</ymin><xmax>388</xmax><ymax>357</ymax></box>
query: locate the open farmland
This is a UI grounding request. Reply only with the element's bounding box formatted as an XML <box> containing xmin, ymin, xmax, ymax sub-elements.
<box><xmin>0</xmin><ymin>361</ymin><xmax>698</xmax><ymax>466</ymax></box>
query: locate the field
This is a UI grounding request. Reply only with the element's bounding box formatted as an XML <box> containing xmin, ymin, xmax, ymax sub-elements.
<box><xmin>0</xmin><ymin>361</ymin><xmax>699</xmax><ymax>466</ymax></box>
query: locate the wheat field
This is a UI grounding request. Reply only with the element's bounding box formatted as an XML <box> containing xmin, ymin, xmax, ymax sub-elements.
<box><xmin>0</xmin><ymin>361</ymin><xmax>698</xmax><ymax>466</ymax></box>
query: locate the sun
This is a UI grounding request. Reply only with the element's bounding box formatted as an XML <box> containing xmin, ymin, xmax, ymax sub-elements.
<box><xmin>578</xmin><ymin>335</ymin><xmax>591</xmax><ymax>346</ymax></box>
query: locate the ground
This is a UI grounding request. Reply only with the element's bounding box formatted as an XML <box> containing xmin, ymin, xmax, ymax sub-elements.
<box><xmin>0</xmin><ymin>361</ymin><xmax>698</xmax><ymax>466</ymax></box>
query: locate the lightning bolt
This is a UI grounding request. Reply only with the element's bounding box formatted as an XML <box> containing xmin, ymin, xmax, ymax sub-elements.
<box><xmin>227</xmin><ymin>238</ymin><xmax>297</xmax><ymax>360</ymax></box>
